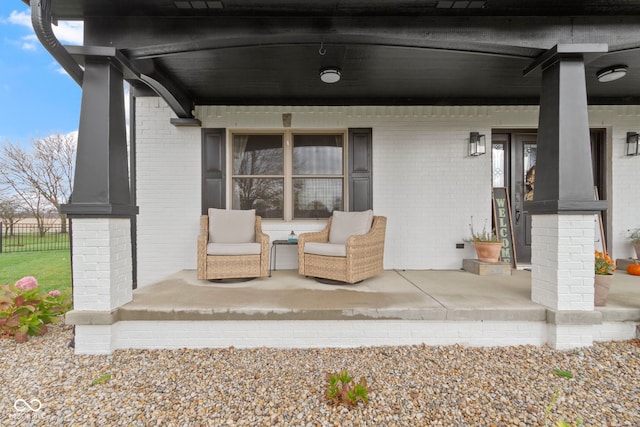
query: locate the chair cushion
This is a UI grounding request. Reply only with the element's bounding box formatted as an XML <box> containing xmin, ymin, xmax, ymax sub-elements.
<box><xmin>304</xmin><ymin>242</ymin><xmax>346</xmax><ymax>257</ymax></box>
<box><xmin>208</xmin><ymin>208</ymin><xmax>256</xmax><ymax>243</ymax></box>
<box><xmin>328</xmin><ymin>210</ymin><xmax>374</xmax><ymax>244</ymax></box>
<box><xmin>207</xmin><ymin>242</ymin><xmax>261</xmax><ymax>255</ymax></box>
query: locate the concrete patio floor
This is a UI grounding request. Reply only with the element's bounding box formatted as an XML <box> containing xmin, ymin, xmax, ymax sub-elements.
<box><xmin>119</xmin><ymin>269</ymin><xmax>640</xmax><ymax>324</ymax></box>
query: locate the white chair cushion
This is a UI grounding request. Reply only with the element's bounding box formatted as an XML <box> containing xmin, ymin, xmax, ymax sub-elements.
<box><xmin>208</xmin><ymin>208</ymin><xmax>256</xmax><ymax>244</ymax></box>
<box><xmin>304</xmin><ymin>242</ymin><xmax>346</xmax><ymax>257</ymax></box>
<box><xmin>328</xmin><ymin>210</ymin><xmax>373</xmax><ymax>244</ymax></box>
<box><xmin>207</xmin><ymin>242</ymin><xmax>261</xmax><ymax>256</ymax></box>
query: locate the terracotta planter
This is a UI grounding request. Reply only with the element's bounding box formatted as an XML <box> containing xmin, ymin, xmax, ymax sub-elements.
<box><xmin>594</xmin><ymin>274</ymin><xmax>614</xmax><ymax>306</ymax></box>
<box><xmin>473</xmin><ymin>241</ymin><xmax>503</xmax><ymax>263</ymax></box>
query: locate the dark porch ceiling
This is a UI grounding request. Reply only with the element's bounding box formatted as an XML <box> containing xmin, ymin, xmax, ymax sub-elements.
<box><xmin>41</xmin><ymin>0</ymin><xmax>640</xmax><ymax>18</ymax></box>
<box><xmin>33</xmin><ymin>0</ymin><xmax>640</xmax><ymax>112</ymax></box>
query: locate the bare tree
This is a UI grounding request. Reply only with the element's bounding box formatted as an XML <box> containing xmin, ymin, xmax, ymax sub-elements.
<box><xmin>0</xmin><ymin>194</ymin><xmax>24</xmax><ymax>237</ymax></box>
<box><xmin>0</xmin><ymin>133</ymin><xmax>76</xmax><ymax>234</ymax></box>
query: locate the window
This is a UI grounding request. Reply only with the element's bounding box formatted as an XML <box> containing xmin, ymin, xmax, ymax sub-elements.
<box><xmin>232</xmin><ymin>134</ymin><xmax>284</xmax><ymax>218</ymax></box>
<box><xmin>231</xmin><ymin>131</ymin><xmax>345</xmax><ymax>220</ymax></box>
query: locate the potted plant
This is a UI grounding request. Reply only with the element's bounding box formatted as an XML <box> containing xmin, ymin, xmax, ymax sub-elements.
<box><xmin>628</xmin><ymin>228</ymin><xmax>640</xmax><ymax>259</ymax></box>
<box><xmin>594</xmin><ymin>250</ymin><xmax>616</xmax><ymax>306</ymax></box>
<box><xmin>466</xmin><ymin>217</ymin><xmax>503</xmax><ymax>263</ymax></box>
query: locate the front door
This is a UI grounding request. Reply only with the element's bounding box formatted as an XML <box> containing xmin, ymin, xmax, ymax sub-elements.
<box><xmin>491</xmin><ymin>132</ymin><xmax>537</xmax><ymax>264</ymax></box>
<box><xmin>511</xmin><ymin>133</ymin><xmax>537</xmax><ymax>264</ymax></box>
<box><xmin>492</xmin><ymin>130</ymin><xmax>606</xmax><ymax>265</ymax></box>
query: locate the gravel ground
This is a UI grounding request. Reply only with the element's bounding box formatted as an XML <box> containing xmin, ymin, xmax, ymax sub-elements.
<box><xmin>1</xmin><ymin>324</ymin><xmax>639</xmax><ymax>427</ymax></box>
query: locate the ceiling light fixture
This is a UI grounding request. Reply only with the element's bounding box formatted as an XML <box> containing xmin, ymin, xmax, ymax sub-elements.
<box><xmin>596</xmin><ymin>65</ymin><xmax>628</xmax><ymax>83</ymax></box>
<box><xmin>320</xmin><ymin>67</ymin><xmax>341</xmax><ymax>84</ymax></box>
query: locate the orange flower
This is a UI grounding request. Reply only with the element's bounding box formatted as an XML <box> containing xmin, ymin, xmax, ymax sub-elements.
<box><xmin>595</xmin><ymin>250</ymin><xmax>617</xmax><ymax>275</ymax></box>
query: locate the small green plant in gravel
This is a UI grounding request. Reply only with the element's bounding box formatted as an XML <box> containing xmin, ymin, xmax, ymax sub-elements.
<box><xmin>553</xmin><ymin>369</ymin><xmax>574</xmax><ymax>379</ymax></box>
<box><xmin>545</xmin><ymin>370</ymin><xmax>584</xmax><ymax>427</ymax></box>
<box><xmin>325</xmin><ymin>369</ymin><xmax>369</xmax><ymax>407</ymax></box>
<box><xmin>91</xmin><ymin>373</ymin><xmax>112</xmax><ymax>386</ymax></box>
<box><xmin>0</xmin><ymin>276</ymin><xmax>71</xmax><ymax>343</ymax></box>
<box><xmin>555</xmin><ymin>421</ymin><xmax>583</xmax><ymax>427</ymax></box>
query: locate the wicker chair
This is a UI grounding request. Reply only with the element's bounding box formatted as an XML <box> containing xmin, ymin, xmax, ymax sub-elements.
<box><xmin>197</xmin><ymin>210</ymin><xmax>269</xmax><ymax>280</ymax></box>
<box><xmin>298</xmin><ymin>214</ymin><xmax>387</xmax><ymax>284</ymax></box>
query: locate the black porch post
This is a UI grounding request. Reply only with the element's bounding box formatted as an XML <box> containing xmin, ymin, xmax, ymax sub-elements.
<box><xmin>61</xmin><ymin>57</ymin><xmax>137</xmax><ymax>217</ymax></box>
<box><xmin>524</xmin><ymin>44</ymin><xmax>608</xmax><ymax>349</ymax></box>
<box><xmin>524</xmin><ymin>44</ymin><xmax>608</xmax><ymax>216</ymax></box>
<box><xmin>61</xmin><ymin>56</ymin><xmax>138</xmax><ymax>354</ymax></box>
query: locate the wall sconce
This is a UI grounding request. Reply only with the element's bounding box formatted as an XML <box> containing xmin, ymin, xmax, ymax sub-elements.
<box><xmin>469</xmin><ymin>132</ymin><xmax>486</xmax><ymax>156</ymax></box>
<box><xmin>627</xmin><ymin>132</ymin><xmax>640</xmax><ymax>156</ymax></box>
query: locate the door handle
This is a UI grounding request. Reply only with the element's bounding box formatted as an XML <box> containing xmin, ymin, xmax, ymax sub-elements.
<box><xmin>515</xmin><ymin>208</ymin><xmax>521</xmax><ymax>224</ymax></box>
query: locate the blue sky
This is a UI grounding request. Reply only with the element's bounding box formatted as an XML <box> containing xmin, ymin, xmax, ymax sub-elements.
<box><xmin>0</xmin><ymin>2</ymin><xmax>83</xmax><ymax>144</ymax></box>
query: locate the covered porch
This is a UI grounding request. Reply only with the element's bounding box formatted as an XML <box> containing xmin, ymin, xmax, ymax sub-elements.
<box><xmin>67</xmin><ymin>269</ymin><xmax>640</xmax><ymax>354</ymax></box>
<box><xmin>28</xmin><ymin>0</ymin><xmax>640</xmax><ymax>353</ymax></box>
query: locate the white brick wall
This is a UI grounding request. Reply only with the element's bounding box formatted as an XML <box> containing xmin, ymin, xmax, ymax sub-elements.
<box><xmin>547</xmin><ymin>324</ymin><xmax>594</xmax><ymax>350</ymax></box>
<box><xmin>134</xmin><ymin>101</ymin><xmax>640</xmax><ymax>287</ymax></box>
<box><xmin>589</xmin><ymin>106</ymin><xmax>640</xmax><ymax>260</ymax></box>
<box><xmin>71</xmin><ymin>218</ymin><xmax>132</xmax><ymax>311</ymax></box>
<box><xmin>72</xmin><ymin>318</ymin><xmax>639</xmax><ymax>354</ymax></box>
<box><xmin>135</xmin><ymin>98</ymin><xmax>201</xmax><ymax>287</ymax></box>
<box><xmin>593</xmin><ymin>321</ymin><xmax>639</xmax><ymax>341</ymax></box>
<box><xmin>74</xmin><ymin>325</ymin><xmax>114</xmax><ymax>355</ymax></box>
<box><xmin>531</xmin><ymin>215</ymin><xmax>596</xmax><ymax>311</ymax></box>
<box><xmin>75</xmin><ymin>320</ymin><xmax>547</xmax><ymax>354</ymax></box>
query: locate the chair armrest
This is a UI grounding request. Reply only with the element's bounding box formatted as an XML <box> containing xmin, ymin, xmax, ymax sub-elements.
<box><xmin>298</xmin><ymin>219</ymin><xmax>331</xmax><ymax>245</ymax></box>
<box><xmin>198</xmin><ymin>215</ymin><xmax>209</xmax><ymax>251</ymax></box>
<box><xmin>197</xmin><ymin>215</ymin><xmax>209</xmax><ymax>280</ymax></box>
<box><xmin>254</xmin><ymin>216</ymin><xmax>270</xmax><ymax>251</ymax></box>
<box><xmin>254</xmin><ymin>216</ymin><xmax>270</xmax><ymax>276</ymax></box>
<box><xmin>197</xmin><ymin>233</ymin><xmax>208</xmax><ymax>251</ymax></box>
<box><xmin>297</xmin><ymin>219</ymin><xmax>331</xmax><ymax>275</ymax></box>
<box><xmin>298</xmin><ymin>230</ymin><xmax>329</xmax><ymax>245</ymax></box>
<box><xmin>345</xmin><ymin>216</ymin><xmax>387</xmax><ymax>257</ymax></box>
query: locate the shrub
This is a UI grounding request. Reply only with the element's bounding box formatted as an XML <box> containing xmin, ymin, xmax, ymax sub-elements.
<box><xmin>0</xmin><ymin>276</ymin><xmax>71</xmax><ymax>343</ymax></box>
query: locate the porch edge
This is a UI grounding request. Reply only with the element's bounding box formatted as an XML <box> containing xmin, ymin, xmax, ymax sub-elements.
<box><xmin>66</xmin><ymin>309</ymin><xmax>119</xmax><ymax>325</ymax></box>
<box><xmin>546</xmin><ymin>309</ymin><xmax>602</xmax><ymax>325</ymax></box>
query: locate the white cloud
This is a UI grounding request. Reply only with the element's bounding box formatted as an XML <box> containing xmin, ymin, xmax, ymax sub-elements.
<box><xmin>21</xmin><ymin>34</ymin><xmax>38</xmax><ymax>51</ymax></box>
<box><xmin>8</xmin><ymin>10</ymin><xmax>31</xmax><ymax>28</ymax></box>
<box><xmin>6</xmin><ymin>10</ymin><xmax>83</xmax><ymax>49</ymax></box>
<box><xmin>53</xmin><ymin>21</ymin><xmax>83</xmax><ymax>45</ymax></box>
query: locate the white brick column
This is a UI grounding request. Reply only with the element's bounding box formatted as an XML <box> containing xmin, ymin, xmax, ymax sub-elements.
<box><xmin>71</xmin><ymin>218</ymin><xmax>133</xmax><ymax>354</ymax></box>
<box><xmin>531</xmin><ymin>214</ymin><xmax>597</xmax><ymax>349</ymax></box>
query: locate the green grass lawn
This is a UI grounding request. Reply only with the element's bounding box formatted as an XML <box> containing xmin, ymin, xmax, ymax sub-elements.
<box><xmin>0</xmin><ymin>250</ymin><xmax>72</xmax><ymax>294</ymax></box>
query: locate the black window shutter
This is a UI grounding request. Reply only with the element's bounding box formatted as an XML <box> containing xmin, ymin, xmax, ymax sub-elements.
<box><xmin>348</xmin><ymin>128</ymin><xmax>373</xmax><ymax>212</ymax></box>
<box><xmin>202</xmin><ymin>128</ymin><xmax>226</xmax><ymax>213</ymax></box>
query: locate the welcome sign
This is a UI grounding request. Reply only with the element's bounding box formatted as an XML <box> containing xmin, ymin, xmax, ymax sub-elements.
<box><xmin>492</xmin><ymin>187</ymin><xmax>517</xmax><ymax>267</ymax></box>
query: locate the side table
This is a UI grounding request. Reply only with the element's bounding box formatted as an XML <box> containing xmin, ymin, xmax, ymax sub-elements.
<box><xmin>270</xmin><ymin>239</ymin><xmax>298</xmax><ymax>276</ymax></box>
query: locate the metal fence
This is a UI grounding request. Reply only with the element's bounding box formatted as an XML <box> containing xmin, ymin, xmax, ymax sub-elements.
<box><xmin>0</xmin><ymin>222</ymin><xmax>70</xmax><ymax>253</ymax></box>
